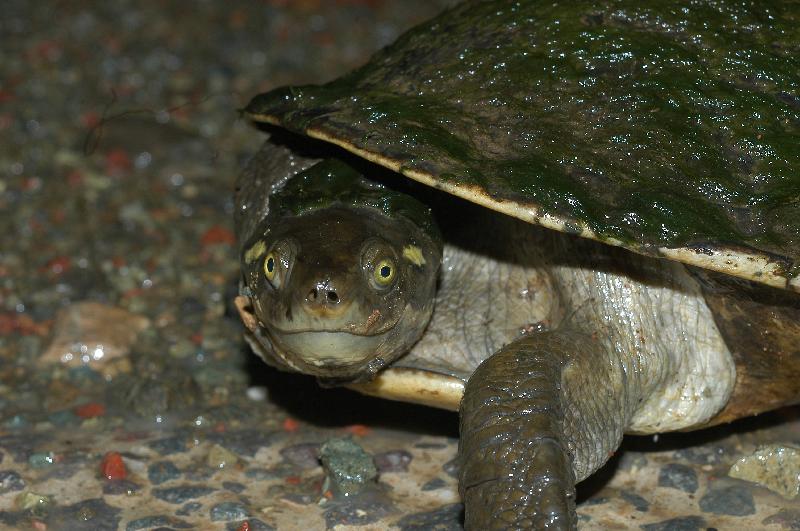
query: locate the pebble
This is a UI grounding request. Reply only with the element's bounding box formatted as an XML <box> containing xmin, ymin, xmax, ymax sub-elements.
<box><xmin>38</xmin><ymin>302</ymin><xmax>149</xmax><ymax>377</ymax></box>
<box><xmin>639</xmin><ymin>515</ymin><xmax>707</xmax><ymax>531</ymax></box>
<box><xmin>49</xmin><ymin>498</ymin><xmax>121</xmax><ymax>531</ymax></box>
<box><xmin>699</xmin><ymin>484</ymin><xmax>755</xmax><ymax>516</ymax></box>
<box><xmin>374</xmin><ymin>449</ymin><xmax>412</xmax><ymax>473</ymax></box>
<box><xmin>222</xmin><ymin>481</ymin><xmax>246</xmax><ymax>493</ymax></box>
<box><xmin>208</xmin><ymin>429</ymin><xmax>277</xmax><ymax>457</ymax></box>
<box><xmin>210</xmin><ymin>501</ymin><xmax>249</xmax><ymax>521</ymax></box>
<box><xmin>729</xmin><ymin>444</ymin><xmax>800</xmax><ymax>499</ymax></box>
<box><xmin>147</xmin><ymin>460</ymin><xmax>181</xmax><ymax>484</ymax></box>
<box><xmin>152</xmin><ymin>485</ymin><xmax>215</xmax><ymax>504</ymax></box>
<box><xmin>126</xmin><ymin>515</ymin><xmax>193</xmax><ymax>530</ymax></box>
<box><xmin>147</xmin><ymin>436</ymin><xmax>188</xmax><ymax>455</ymax></box>
<box><xmin>319</xmin><ymin>437</ymin><xmax>378</xmax><ymax>497</ymax></box>
<box><xmin>395</xmin><ymin>503</ymin><xmax>464</xmax><ymax>530</ymax></box>
<box><xmin>762</xmin><ymin>508</ymin><xmax>800</xmax><ymax>529</ymax></box>
<box><xmin>658</xmin><ymin>463</ymin><xmax>699</xmax><ymax>494</ymax></box>
<box><xmin>323</xmin><ymin>496</ymin><xmax>392</xmax><ymax>528</ymax></box>
<box><xmin>421</xmin><ymin>477</ymin><xmax>447</xmax><ymax>491</ymax></box>
<box><xmin>102</xmin><ymin>479</ymin><xmax>140</xmax><ymax>495</ymax></box>
<box><xmin>175</xmin><ymin>502</ymin><xmax>204</xmax><ymax>516</ymax></box>
<box><xmin>100</xmin><ymin>451</ymin><xmax>127</xmax><ymax>480</ymax></box>
<box><xmin>225</xmin><ymin>518</ymin><xmax>276</xmax><ymax>531</ymax></box>
<box><xmin>0</xmin><ymin>471</ymin><xmax>25</xmax><ymax>492</ymax></box>
<box><xmin>28</xmin><ymin>452</ymin><xmax>56</xmax><ymax>469</ymax></box>
<box><xmin>17</xmin><ymin>491</ymin><xmax>51</xmax><ymax>511</ymax></box>
<box><xmin>280</xmin><ymin>442</ymin><xmax>321</xmax><ymax>469</ymax></box>
<box><xmin>207</xmin><ymin>443</ymin><xmax>240</xmax><ymax>469</ymax></box>
<box><xmin>620</xmin><ymin>490</ymin><xmax>649</xmax><ymax>512</ymax></box>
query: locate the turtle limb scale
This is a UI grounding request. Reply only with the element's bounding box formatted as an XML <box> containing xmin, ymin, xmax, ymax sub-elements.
<box><xmin>459</xmin><ymin>331</ymin><xmax>629</xmax><ymax>530</ymax></box>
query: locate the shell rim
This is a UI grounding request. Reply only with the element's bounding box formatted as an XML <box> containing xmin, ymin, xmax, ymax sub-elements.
<box><xmin>251</xmin><ymin>111</ymin><xmax>799</xmax><ymax>294</ymax></box>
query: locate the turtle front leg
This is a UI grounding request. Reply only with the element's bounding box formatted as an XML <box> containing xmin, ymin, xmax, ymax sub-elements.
<box><xmin>459</xmin><ymin>331</ymin><xmax>630</xmax><ymax>530</ymax></box>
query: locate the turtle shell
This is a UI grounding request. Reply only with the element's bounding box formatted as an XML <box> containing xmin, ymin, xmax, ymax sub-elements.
<box><xmin>246</xmin><ymin>0</ymin><xmax>800</xmax><ymax>292</ymax></box>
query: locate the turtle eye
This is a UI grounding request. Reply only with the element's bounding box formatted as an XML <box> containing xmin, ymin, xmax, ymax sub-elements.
<box><xmin>264</xmin><ymin>252</ymin><xmax>280</xmax><ymax>287</ymax></box>
<box><xmin>373</xmin><ymin>258</ymin><xmax>396</xmax><ymax>287</ymax></box>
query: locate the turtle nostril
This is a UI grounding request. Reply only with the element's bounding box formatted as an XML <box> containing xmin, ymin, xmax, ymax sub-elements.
<box><xmin>307</xmin><ymin>288</ymin><xmax>318</xmax><ymax>302</ymax></box>
<box><xmin>326</xmin><ymin>291</ymin><xmax>339</xmax><ymax>304</ymax></box>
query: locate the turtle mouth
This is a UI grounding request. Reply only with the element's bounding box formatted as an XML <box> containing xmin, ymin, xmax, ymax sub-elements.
<box><xmin>266</xmin><ymin>328</ymin><xmax>392</xmax><ymax>378</ymax></box>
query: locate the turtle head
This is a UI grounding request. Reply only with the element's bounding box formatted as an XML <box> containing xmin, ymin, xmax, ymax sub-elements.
<box><xmin>238</xmin><ymin>160</ymin><xmax>442</xmax><ymax>382</ymax></box>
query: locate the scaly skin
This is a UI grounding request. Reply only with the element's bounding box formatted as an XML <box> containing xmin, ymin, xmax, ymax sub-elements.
<box><xmin>460</xmin><ymin>331</ymin><xmax>629</xmax><ymax>530</ymax></box>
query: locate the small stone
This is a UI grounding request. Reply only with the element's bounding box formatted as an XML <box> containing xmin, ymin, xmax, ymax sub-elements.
<box><xmin>0</xmin><ymin>471</ymin><xmax>25</xmax><ymax>493</ymax></box>
<box><xmin>374</xmin><ymin>450</ymin><xmax>412</xmax><ymax>473</ymax></box>
<box><xmin>674</xmin><ymin>446</ymin><xmax>726</xmax><ymax>465</ymax></box>
<box><xmin>210</xmin><ymin>501</ymin><xmax>249</xmax><ymax>521</ymax></box>
<box><xmin>48</xmin><ymin>410</ymin><xmax>79</xmax><ymax>426</ymax></box>
<box><xmin>222</xmin><ymin>481</ymin><xmax>246</xmax><ymax>493</ymax></box>
<box><xmin>100</xmin><ymin>452</ymin><xmax>127</xmax><ymax>480</ymax></box>
<box><xmin>147</xmin><ymin>436</ymin><xmax>187</xmax><ymax>455</ymax></box>
<box><xmin>152</xmin><ymin>485</ymin><xmax>215</xmax><ymax>504</ymax></box>
<box><xmin>38</xmin><ymin>302</ymin><xmax>149</xmax><ymax>378</ymax></box>
<box><xmin>658</xmin><ymin>463</ymin><xmax>699</xmax><ymax>494</ymax></box>
<box><xmin>50</xmin><ymin>498</ymin><xmax>121</xmax><ymax>531</ymax></box>
<box><xmin>17</xmin><ymin>491</ymin><xmax>51</xmax><ymax>511</ymax></box>
<box><xmin>582</xmin><ymin>496</ymin><xmax>609</xmax><ymax>507</ymax></box>
<box><xmin>620</xmin><ymin>490</ymin><xmax>649</xmax><ymax>512</ymax></box>
<box><xmin>225</xmin><ymin>518</ymin><xmax>275</xmax><ymax>531</ymax></box>
<box><xmin>28</xmin><ymin>452</ymin><xmax>56</xmax><ymax>469</ymax></box>
<box><xmin>102</xmin><ymin>479</ymin><xmax>140</xmax><ymax>495</ymax></box>
<box><xmin>126</xmin><ymin>515</ymin><xmax>192</xmax><ymax>530</ymax></box>
<box><xmin>421</xmin><ymin>477</ymin><xmax>447</xmax><ymax>491</ymax></box>
<box><xmin>699</xmin><ymin>485</ymin><xmax>755</xmax><ymax>516</ymax></box>
<box><xmin>280</xmin><ymin>443</ymin><xmax>321</xmax><ymax>469</ymax></box>
<box><xmin>207</xmin><ymin>429</ymin><xmax>277</xmax><ymax>457</ymax></box>
<box><xmin>762</xmin><ymin>509</ymin><xmax>800</xmax><ymax>529</ymax></box>
<box><xmin>618</xmin><ymin>452</ymin><xmax>648</xmax><ymax>473</ymax></box>
<box><xmin>281</xmin><ymin>493</ymin><xmax>315</xmax><ymax>505</ymax></box>
<box><xmin>3</xmin><ymin>415</ymin><xmax>28</xmax><ymax>429</ymax></box>
<box><xmin>323</xmin><ymin>496</ymin><xmax>391</xmax><ymax>528</ymax></box>
<box><xmin>319</xmin><ymin>437</ymin><xmax>378</xmax><ymax>497</ymax></box>
<box><xmin>175</xmin><ymin>501</ymin><xmax>203</xmax><ymax>516</ymax></box>
<box><xmin>442</xmin><ymin>457</ymin><xmax>459</xmax><ymax>478</ymax></box>
<box><xmin>396</xmin><ymin>503</ymin><xmax>464</xmax><ymax>530</ymax></box>
<box><xmin>729</xmin><ymin>444</ymin><xmax>800</xmax><ymax>499</ymax></box>
<box><xmin>148</xmin><ymin>460</ymin><xmax>181</xmax><ymax>484</ymax></box>
<box><xmin>639</xmin><ymin>515</ymin><xmax>707</xmax><ymax>531</ymax></box>
<box><xmin>207</xmin><ymin>444</ymin><xmax>240</xmax><ymax>469</ymax></box>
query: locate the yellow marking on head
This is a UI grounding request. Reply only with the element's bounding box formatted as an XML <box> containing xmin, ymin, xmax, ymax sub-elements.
<box><xmin>244</xmin><ymin>240</ymin><xmax>267</xmax><ymax>264</ymax></box>
<box><xmin>402</xmin><ymin>245</ymin><xmax>426</xmax><ymax>266</ymax></box>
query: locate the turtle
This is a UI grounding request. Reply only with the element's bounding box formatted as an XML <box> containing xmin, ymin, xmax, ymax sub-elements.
<box><xmin>233</xmin><ymin>0</ymin><xmax>800</xmax><ymax>528</ymax></box>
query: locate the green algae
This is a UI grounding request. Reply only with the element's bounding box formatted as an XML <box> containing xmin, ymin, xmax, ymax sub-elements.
<box><xmin>247</xmin><ymin>0</ymin><xmax>800</xmax><ymax>279</ymax></box>
<box><xmin>270</xmin><ymin>158</ymin><xmax>439</xmax><ymax>239</ymax></box>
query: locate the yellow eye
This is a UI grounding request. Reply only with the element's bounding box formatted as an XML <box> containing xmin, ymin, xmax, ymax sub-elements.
<box><xmin>264</xmin><ymin>253</ymin><xmax>277</xmax><ymax>282</ymax></box>
<box><xmin>373</xmin><ymin>258</ymin><xmax>395</xmax><ymax>286</ymax></box>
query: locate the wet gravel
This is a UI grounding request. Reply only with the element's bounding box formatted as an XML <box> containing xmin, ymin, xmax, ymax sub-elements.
<box><xmin>3</xmin><ymin>1</ymin><xmax>800</xmax><ymax>529</ymax></box>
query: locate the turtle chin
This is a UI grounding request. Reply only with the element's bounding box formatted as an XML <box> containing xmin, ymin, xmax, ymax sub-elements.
<box><xmin>269</xmin><ymin>330</ymin><xmax>390</xmax><ymax>381</ymax></box>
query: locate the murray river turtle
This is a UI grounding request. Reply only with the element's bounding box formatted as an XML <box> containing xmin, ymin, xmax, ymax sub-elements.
<box><xmin>234</xmin><ymin>0</ymin><xmax>800</xmax><ymax>528</ymax></box>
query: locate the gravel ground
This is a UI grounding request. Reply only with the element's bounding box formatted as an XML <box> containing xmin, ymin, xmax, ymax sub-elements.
<box><xmin>2</xmin><ymin>1</ymin><xmax>800</xmax><ymax>530</ymax></box>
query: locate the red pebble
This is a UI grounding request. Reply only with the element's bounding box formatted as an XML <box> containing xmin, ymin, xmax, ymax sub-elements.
<box><xmin>285</xmin><ymin>476</ymin><xmax>301</xmax><ymax>485</ymax></box>
<box><xmin>105</xmin><ymin>148</ymin><xmax>132</xmax><ymax>175</ymax></box>
<box><xmin>344</xmin><ymin>424</ymin><xmax>371</xmax><ymax>437</ymax></box>
<box><xmin>201</xmin><ymin>225</ymin><xmax>236</xmax><ymax>246</ymax></box>
<box><xmin>100</xmin><ymin>451</ymin><xmax>127</xmax><ymax>480</ymax></box>
<box><xmin>282</xmin><ymin>417</ymin><xmax>299</xmax><ymax>433</ymax></box>
<box><xmin>75</xmin><ymin>402</ymin><xmax>106</xmax><ymax>418</ymax></box>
